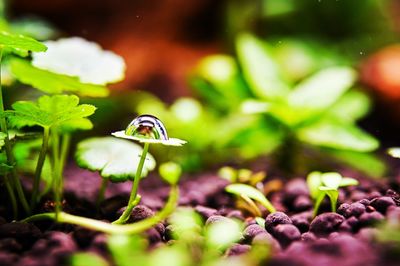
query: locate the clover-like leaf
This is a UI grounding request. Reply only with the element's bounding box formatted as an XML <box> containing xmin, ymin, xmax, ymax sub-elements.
<box><xmin>9</xmin><ymin>94</ymin><xmax>96</xmax><ymax>131</ymax></box>
<box><xmin>0</xmin><ymin>30</ymin><xmax>47</xmax><ymax>56</ymax></box>
<box><xmin>75</xmin><ymin>137</ymin><xmax>156</xmax><ymax>182</ymax></box>
<box><xmin>32</xmin><ymin>37</ymin><xmax>126</xmax><ymax>85</ymax></box>
<box><xmin>10</xmin><ymin>59</ymin><xmax>109</xmax><ymax>97</ymax></box>
<box><xmin>307</xmin><ymin>171</ymin><xmax>323</xmax><ymax>199</ymax></box>
<box><xmin>225</xmin><ymin>183</ymin><xmax>276</xmax><ymax>213</ymax></box>
<box><xmin>112</xmin><ymin>130</ymin><xmax>186</xmax><ymax>146</ymax></box>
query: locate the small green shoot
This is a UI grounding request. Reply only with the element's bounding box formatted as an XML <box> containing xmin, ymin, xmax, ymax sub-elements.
<box><xmin>159</xmin><ymin>161</ymin><xmax>182</xmax><ymax>186</ymax></box>
<box><xmin>225</xmin><ymin>183</ymin><xmax>276</xmax><ymax>214</ymax></box>
<box><xmin>307</xmin><ymin>171</ymin><xmax>358</xmax><ymax>216</ymax></box>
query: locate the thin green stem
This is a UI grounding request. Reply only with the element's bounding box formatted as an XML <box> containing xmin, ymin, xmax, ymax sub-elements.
<box><xmin>96</xmin><ymin>178</ymin><xmax>108</xmax><ymax>211</ymax></box>
<box><xmin>0</xmin><ymin>48</ymin><xmax>30</xmax><ymax>214</ymax></box>
<box><xmin>22</xmin><ymin>185</ymin><xmax>179</xmax><ymax>235</ymax></box>
<box><xmin>4</xmin><ymin>174</ymin><xmax>18</xmax><ymax>219</ymax></box>
<box><xmin>57</xmin><ymin>133</ymin><xmax>70</xmax><ymax>211</ymax></box>
<box><xmin>51</xmin><ymin>129</ymin><xmax>61</xmax><ymax>220</ymax></box>
<box><xmin>113</xmin><ymin>142</ymin><xmax>150</xmax><ymax>224</ymax></box>
<box><xmin>30</xmin><ymin>126</ymin><xmax>50</xmax><ymax>210</ymax></box>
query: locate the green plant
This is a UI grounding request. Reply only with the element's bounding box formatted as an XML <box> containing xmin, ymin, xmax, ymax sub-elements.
<box><xmin>111</xmin><ymin>114</ymin><xmax>185</xmax><ymax>224</ymax></box>
<box><xmin>190</xmin><ymin>33</ymin><xmax>384</xmax><ymax>176</ymax></box>
<box><xmin>0</xmin><ymin>30</ymin><xmax>47</xmax><ymax>216</ymax></box>
<box><xmin>225</xmin><ymin>183</ymin><xmax>276</xmax><ymax>216</ymax></box>
<box><xmin>307</xmin><ymin>171</ymin><xmax>358</xmax><ymax>216</ymax></box>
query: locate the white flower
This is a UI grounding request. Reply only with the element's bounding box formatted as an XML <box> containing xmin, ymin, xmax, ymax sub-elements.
<box><xmin>112</xmin><ymin>131</ymin><xmax>186</xmax><ymax>147</ymax></box>
<box><xmin>32</xmin><ymin>37</ymin><xmax>126</xmax><ymax>85</ymax></box>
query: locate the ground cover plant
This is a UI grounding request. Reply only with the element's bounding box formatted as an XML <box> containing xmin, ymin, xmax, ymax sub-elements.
<box><xmin>1</xmin><ymin>1</ymin><xmax>400</xmax><ymax>266</ymax></box>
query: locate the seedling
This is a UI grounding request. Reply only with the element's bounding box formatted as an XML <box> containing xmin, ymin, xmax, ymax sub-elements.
<box><xmin>307</xmin><ymin>171</ymin><xmax>358</xmax><ymax>216</ymax></box>
<box><xmin>111</xmin><ymin>114</ymin><xmax>186</xmax><ymax>224</ymax></box>
<box><xmin>0</xmin><ymin>30</ymin><xmax>47</xmax><ymax>215</ymax></box>
<box><xmin>8</xmin><ymin>94</ymin><xmax>96</xmax><ymax>214</ymax></box>
<box><xmin>225</xmin><ymin>183</ymin><xmax>276</xmax><ymax>215</ymax></box>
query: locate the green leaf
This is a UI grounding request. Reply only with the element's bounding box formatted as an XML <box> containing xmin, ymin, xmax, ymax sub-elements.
<box><xmin>307</xmin><ymin>171</ymin><xmax>323</xmax><ymax>199</ymax></box>
<box><xmin>75</xmin><ymin>137</ymin><xmax>156</xmax><ymax>182</ymax></box>
<box><xmin>70</xmin><ymin>252</ymin><xmax>109</xmax><ymax>266</ymax></box>
<box><xmin>320</xmin><ymin>172</ymin><xmax>342</xmax><ymax>189</ymax></box>
<box><xmin>236</xmin><ymin>33</ymin><xmax>289</xmax><ymax>100</ymax></box>
<box><xmin>10</xmin><ymin>59</ymin><xmax>109</xmax><ymax>97</ymax></box>
<box><xmin>0</xmin><ymin>30</ymin><xmax>47</xmax><ymax>54</ymax></box>
<box><xmin>328</xmin><ymin>90</ymin><xmax>371</xmax><ymax>123</ymax></box>
<box><xmin>225</xmin><ymin>183</ymin><xmax>276</xmax><ymax>213</ymax></box>
<box><xmin>297</xmin><ymin>120</ymin><xmax>379</xmax><ymax>152</ymax></box>
<box><xmin>9</xmin><ymin>95</ymin><xmax>96</xmax><ymax>131</ymax></box>
<box><xmin>288</xmin><ymin>67</ymin><xmax>357</xmax><ymax>112</ymax></box>
<box><xmin>339</xmin><ymin>177</ymin><xmax>359</xmax><ymax>187</ymax></box>
<box><xmin>159</xmin><ymin>162</ymin><xmax>182</xmax><ymax>185</ymax></box>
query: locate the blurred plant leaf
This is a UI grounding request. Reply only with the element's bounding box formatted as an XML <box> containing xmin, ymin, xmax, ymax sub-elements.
<box><xmin>159</xmin><ymin>161</ymin><xmax>182</xmax><ymax>185</ymax></box>
<box><xmin>328</xmin><ymin>90</ymin><xmax>371</xmax><ymax>123</ymax></box>
<box><xmin>10</xmin><ymin>59</ymin><xmax>109</xmax><ymax>97</ymax></box>
<box><xmin>70</xmin><ymin>253</ymin><xmax>109</xmax><ymax>266</ymax></box>
<box><xmin>0</xmin><ymin>132</ymin><xmax>5</xmax><ymax>148</ymax></box>
<box><xmin>205</xmin><ymin>217</ymin><xmax>243</xmax><ymax>249</ymax></box>
<box><xmin>288</xmin><ymin>67</ymin><xmax>357</xmax><ymax>112</ymax></box>
<box><xmin>9</xmin><ymin>94</ymin><xmax>96</xmax><ymax>131</ymax></box>
<box><xmin>0</xmin><ymin>30</ymin><xmax>47</xmax><ymax>56</ymax></box>
<box><xmin>236</xmin><ymin>33</ymin><xmax>289</xmax><ymax>100</ymax></box>
<box><xmin>297</xmin><ymin>120</ymin><xmax>379</xmax><ymax>152</ymax></box>
<box><xmin>225</xmin><ymin>183</ymin><xmax>276</xmax><ymax>213</ymax></box>
<box><xmin>75</xmin><ymin>137</ymin><xmax>156</xmax><ymax>182</ymax></box>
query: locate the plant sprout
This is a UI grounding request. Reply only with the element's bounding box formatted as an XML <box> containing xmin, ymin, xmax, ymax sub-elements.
<box><xmin>112</xmin><ymin>114</ymin><xmax>186</xmax><ymax>224</ymax></box>
<box><xmin>307</xmin><ymin>171</ymin><xmax>358</xmax><ymax>217</ymax></box>
<box><xmin>8</xmin><ymin>94</ymin><xmax>96</xmax><ymax>213</ymax></box>
<box><xmin>0</xmin><ymin>30</ymin><xmax>47</xmax><ymax>216</ymax></box>
<box><xmin>225</xmin><ymin>183</ymin><xmax>276</xmax><ymax>214</ymax></box>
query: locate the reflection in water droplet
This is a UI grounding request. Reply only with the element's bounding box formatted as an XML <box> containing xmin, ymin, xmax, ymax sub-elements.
<box><xmin>125</xmin><ymin>114</ymin><xmax>169</xmax><ymax>140</ymax></box>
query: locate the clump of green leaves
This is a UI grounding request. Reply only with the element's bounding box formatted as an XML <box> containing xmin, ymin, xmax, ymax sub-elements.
<box><xmin>190</xmin><ymin>33</ymin><xmax>384</xmax><ymax>176</ymax></box>
<box><xmin>307</xmin><ymin>171</ymin><xmax>358</xmax><ymax>216</ymax></box>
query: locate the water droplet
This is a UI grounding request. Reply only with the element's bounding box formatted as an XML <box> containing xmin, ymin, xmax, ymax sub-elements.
<box><xmin>359</xmin><ymin>51</ymin><xmax>364</xmax><ymax>55</ymax></box>
<box><xmin>125</xmin><ymin>114</ymin><xmax>168</xmax><ymax>140</ymax></box>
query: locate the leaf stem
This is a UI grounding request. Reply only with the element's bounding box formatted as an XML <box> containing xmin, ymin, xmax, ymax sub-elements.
<box><xmin>51</xmin><ymin>129</ymin><xmax>61</xmax><ymax>220</ymax></box>
<box><xmin>113</xmin><ymin>142</ymin><xmax>150</xmax><ymax>224</ymax></box>
<box><xmin>96</xmin><ymin>178</ymin><xmax>108</xmax><ymax>211</ymax></box>
<box><xmin>22</xmin><ymin>185</ymin><xmax>179</xmax><ymax>234</ymax></box>
<box><xmin>0</xmin><ymin>48</ymin><xmax>30</xmax><ymax>214</ymax></box>
<box><xmin>30</xmin><ymin>126</ymin><xmax>50</xmax><ymax>210</ymax></box>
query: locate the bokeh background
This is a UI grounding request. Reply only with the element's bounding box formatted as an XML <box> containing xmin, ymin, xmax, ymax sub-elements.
<box><xmin>6</xmin><ymin>0</ymin><xmax>400</xmax><ymax>176</ymax></box>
